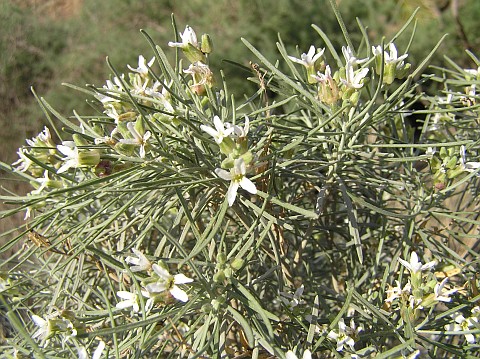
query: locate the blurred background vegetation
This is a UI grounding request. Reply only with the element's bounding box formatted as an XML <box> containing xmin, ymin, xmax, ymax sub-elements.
<box><xmin>1</xmin><ymin>0</ymin><xmax>479</xmax><ymax>232</ymax></box>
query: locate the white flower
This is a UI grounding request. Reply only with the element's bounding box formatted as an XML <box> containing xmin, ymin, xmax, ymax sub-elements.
<box><xmin>130</xmin><ymin>75</ymin><xmax>149</xmax><ymax>95</ymax></box>
<box><xmin>445</xmin><ymin>313</ymin><xmax>478</xmax><ymax>343</ymax></box>
<box><xmin>127</xmin><ymin>55</ymin><xmax>155</xmax><ymax>76</ymax></box>
<box><xmin>288</xmin><ymin>45</ymin><xmax>325</xmax><ymax>67</ymax></box>
<box><xmin>312</xmin><ymin>65</ymin><xmax>333</xmax><ymax>84</ymax></box>
<box><xmin>215</xmin><ymin>158</ymin><xmax>257</xmax><ymax>206</ymax></box>
<box><xmin>342</xmin><ymin>46</ymin><xmax>368</xmax><ymax>66</ymax></box>
<box><xmin>183</xmin><ymin>61</ymin><xmax>213</xmax><ymax>84</ymax></box>
<box><xmin>57</xmin><ymin>141</ymin><xmax>80</xmax><ymax>174</ymax></box>
<box><xmin>12</xmin><ymin>148</ymin><xmax>33</xmax><ymax>173</ymax></box>
<box><xmin>328</xmin><ymin>318</ymin><xmax>362</xmax><ymax>352</ymax></box>
<box><xmin>200</xmin><ymin>115</ymin><xmax>234</xmax><ymax>144</ymax></box>
<box><xmin>229</xmin><ymin>115</ymin><xmax>250</xmax><ymax>138</ymax></box>
<box><xmin>433</xmin><ymin>278</ymin><xmax>457</xmax><ymax>302</ymax></box>
<box><xmin>280</xmin><ymin>285</ymin><xmax>305</xmax><ymax>309</ymax></box>
<box><xmin>426</xmin><ymin>147</ymin><xmax>436</xmax><ymax>157</ymax></box>
<box><xmin>31</xmin><ymin>171</ymin><xmax>51</xmax><ymax>195</ymax></box>
<box><xmin>398</xmin><ymin>252</ymin><xmax>436</xmax><ymax>274</ymax></box>
<box><xmin>31</xmin><ymin>314</ymin><xmax>49</xmax><ymax>341</ymax></box>
<box><xmin>285</xmin><ymin>349</ymin><xmax>312</xmax><ymax>359</ymax></box>
<box><xmin>341</xmin><ymin>62</ymin><xmax>369</xmax><ymax>89</ymax></box>
<box><xmin>96</xmin><ymin>76</ymin><xmax>124</xmax><ymax>104</ymax></box>
<box><xmin>104</xmin><ymin>104</ymin><xmax>122</xmax><ymax>123</ymax></box>
<box><xmin>118</xmin><ymin>122</ymin><xmax>152</xmax><ymax>158</ymax></box>
<box><xmin>385</xmin><ymin>280</ymin><xmax>411</xmax><ymax>303</ymax></box>
<box><xmin>94</xmin><ymin>132</ymin><xmax>115</xmax><ymax>146</ymax></box>
<box><xmin>26</xmin><ymin>126</ymin><xmax>52</xmax><ymax>147</ymax></box>
<box><xmin>372</xmin><ymin>43</ymin><xmax>408</xmax><ymax>68</ymax></box>
<box><xmin>145</xmin><ymin>264</ymin><xmax>194</xmax><ymax>303</ymax></box>
<box><xmin>125</xmin><ymin>248</ymin><xmax>152</xmax><ymax>272</ymax></box>
<box><xmin>145</xmin><ymin>81</ymin><xmax>175</xmax><ymax>114</ymax></box>
<box><xmin>116</xmin><ymin>290</ymin><xmax>141</xmax><ymax>313</ymax></box>
<box><xmin>78</xmin><ymin>340</ymin><xmax>106</xmax><ymax>359</ymax></box>
<box><xmin>168</xmin><ymin>25</ymin><xmax>198</xmax><ymax>48</ymax></box>
<box><xmin>460</xmin><ymin>145</ymin><xmax>480</xmax><ymax>174</ymax></box>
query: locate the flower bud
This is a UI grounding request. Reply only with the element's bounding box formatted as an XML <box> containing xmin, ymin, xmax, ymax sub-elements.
<box><xmin>114</xmin><ymin>142</ymin><xmax>135</xmax><ymax>156</ymax></box>
<box><xmin>118</xmin><ymin>111</ymin><xmax>137</xmax><ymax>122</ymax></box>
<box><xmin>318</xmin><ymin>79</ymin><xmax>339</xmax><ymax>105</ymax></box>
<box><xmin>218</xmin><ymin>137</ymin><xmax>236</xmax><ymax>156</ymax></box>
<box><xmin>217</xmin><ymin>253</ymin><xmax>227</xmax><ymax>264</ymax></box>
<box><xmin>383</xmin><ymin>63</ymin><xmax>396</xmax><ymax>85</ymax></box>
<box><xmin>213</xmin><ymin>269</ymin><xmax>226</xmax><ymax>283</ymax></box>
<box><xmin>78</xmin><ymin>150</ymin><xmax>101</xmax><ymax>167</ymax></box>
<box><xmin>230</xmin><ymin>258</ymin><xmax>244</xmax><ymax>271</ymax></box>
<box><xmin>72</xmin><ymin>134</ymin><xmax>89</xmax><ymax>147</ymax></box>
<box><xmin>201</xmin><ymin>33</ymin><xmax>213</xmax><ymax>54</ymax></box>
<box><xmin>223</xmin><ymin>267</ymin><xmax>233</xmax><ymax>278</ymax></box>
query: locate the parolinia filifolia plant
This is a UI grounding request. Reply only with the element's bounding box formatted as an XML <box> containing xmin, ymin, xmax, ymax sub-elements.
<box><xmin>1</xmin><ymin>4</ymin><xmax>480</xmax><ymax>359</ymax></box>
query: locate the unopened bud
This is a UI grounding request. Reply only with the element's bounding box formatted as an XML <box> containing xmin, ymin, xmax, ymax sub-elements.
<box><xmin>201</xmin><ymin>34</ymin><xmax>213</xmax><ymax>54</ymax></box>
<box><xmin>217</xmin><ymin>253</ymin><xmax>227</xmax><ymax>264</ymax></box>
<box><xmin>213</xmin><ymin>270</ymin><xmax>226</xmax><ymax>283</ymax></box>
<box><xmin>78</xmin><ymin>150</ymin><xmax>101</xmax><ymax>167</ymax></box>
<box><xmin>230</xmin><ymin>258</ymin><xmax>244</xmax><ymax>271</ymax></box>
<box><xmin>73</xmin><ymin>134</ymin><xmax>89</xmax><ymax>147</ymax></box>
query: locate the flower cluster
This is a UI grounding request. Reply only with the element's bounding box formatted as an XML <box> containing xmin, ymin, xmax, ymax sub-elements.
<box><xmin>169</xmin><ymin>25</ymin><xmax>214</xmax><ymax>95</ymax></box>
<box><xmin>445</xmin><ymin>306</ymin><xmax>480</xmax><ymax>344</ymax></box>
<box><xmin>30</xmin><ymin>310</ymin><xmax>85</xmax><ymax>346</ymax></box>
<box><xmin>202</xmin><ymin>115</ymin><xmax>257</xmax><ymax>206</ymax></box>
<box><xmin>327</xmin><ymin>318</ymin><xmax>363</xmax><ymax>353</ymax></box>
<box><xmin>116</xmin><ymin>249</ymin><xmax>194</xmax><ymax>313</ymax></box>
<box><xmin>289</xmin><ymin>43</ymin><xmax>410</xmax><ymax>107</ymax></box>
<box><xmin>427</xmin><ymin>145</ymin><xmax>479</xmax><ymax>190</ymax></box>
<box><xmin>383</xmin><ymin>252</ymin><xmax>458</xmax><ymax>322</ymax></box>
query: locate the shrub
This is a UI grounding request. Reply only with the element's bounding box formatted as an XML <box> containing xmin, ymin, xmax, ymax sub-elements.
<box><xmin>1</xmin><ymin>3</ymin><xmax>480</xmax><ymax>358</ymax></box>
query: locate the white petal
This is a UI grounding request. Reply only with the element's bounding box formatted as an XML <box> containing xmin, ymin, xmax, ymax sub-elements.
<box><xmin>174</xmin><ymin>273</ymin><xmax>194</xmax><ymax>284</ymax></box>
<box><xmin>327</xmin><ymin>330</ymin><xmax>338</xmax><ymax>340</ymax></box>
<box><xmin>152</xmin><ymin>264</ymin><xmax>171</xmax><ymax>280</ymax></box>
<box><xmin>116</xmin><ymin>300</ymin><xmax>134</xmax><ymax>309</ymax></box>
<box><xmin>170</xmin><ymin>285</ymin><xmax>189</xmax><ymax>302</ymax></box>
<box><xmin>285</xmin><ymin>351</ymin><xmax>298</xmax><ymax>359</ymax></box>
<box><xmin>398</xmin><ymin>257</ymin><xmax>412</xmax><ymax>271</ymax></box>
<box><xmin>303</xmin><ymin>350</ymin><xmax>312</xmax><ymax>359</ymax></box>
<box><xmin>32</xmin><ymin>315</ymin><xmax>46</xmax><ymax>327</ymax></box>
<box><xmin>466</xmin><ymin>333</ymin><xmax>476</xmax><ymax>344</ymax></box>
<box><xmin>200</xmin><ymin>125</ymin><xmax>218</xmax><ymax>138</ymax></box>
<box><xmin>306</xmin><ymin>45</ymin><xmax>315</xmax><ymax>60</ymax></box>
<box><xmin>240</xmin><ymin>177</ymin><xmax>257</xmax><ymax>195</ymax></box>
<box><xmin>117</xmin><ymin>291</ymin><xmax>134</xmax><ymax>300</ymax></box>
<box><xmin>215</xmin><ymin>168</ymin><xmax>232</xmax><ymax>181</ymax></box>
<box><xmin>288</xmin><ymin>56</ymin><xmax>304</xmax><ymax>65</ymax></box>
<box><xmin>92</xmin><ymin>341</ymin><xmax>106</xmax><ymax>359</ymax></box>
<box><xmin>227</xmin><ymin>181</ymin><xmax>240</xmax><ymax>206</ymax></box>
<box><xmin>77</xmin><ymin>347</ymin><xmax>88</xmax><ymax>359</ymax></box>
<box><xmin>234</xmin><ymin>158</ymin><xmax>246</xmax><ymax>175</ymax></box>
<box><xmin>146</xmin><ymin>282</ymin><xmax>168</xmax><ymax>293</ymax></box>
<box><xmin>213</xmin><ymin>116</ymin><xmax>224</xmax><ymax>132</ymax></box>
<box><xmin>168</xmin><ymin>41</ymin><xmax>183</xmax><ymax>48</ymax></box>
